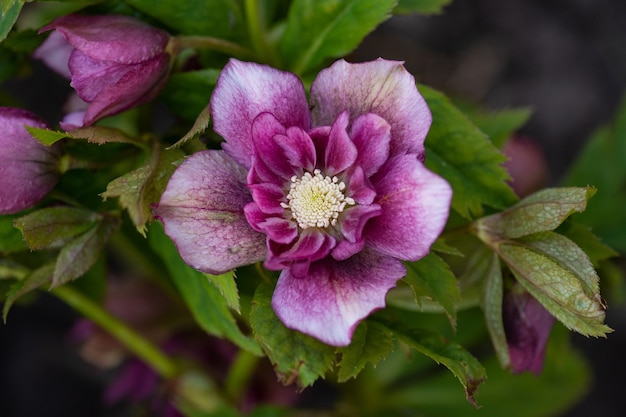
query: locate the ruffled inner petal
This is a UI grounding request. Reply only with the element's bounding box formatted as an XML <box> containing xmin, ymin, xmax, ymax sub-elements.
<box><xmin>274</xmin><ymin>126</ymin><xmax>317</xmax><ymax>173</ymax></box>
<box><xmin>248</xmin><ymin>182</ymin><xmax>285</xmax><ymax>214</ymax></box>
<box><xmin>332</xmin><ymin>204</ymin><xmax>382</xmax><ymax>261</ymax></box>
<box><xmin>344</xmin><ymin>166</ymin><xmax>376</xmax><ymax>205</ymax></box>
<box><xmin>271</xmin><ymin>248</ymin><xmax>406</xmax><ymax>346</ymax></box>
<box><xmin>265</xmin><ymin>230</ymin><xmax>335</xmax><ymax>274</ymax></box>
<box><xmin>350</xmin><ymin>113</ymin><xmax>392</xmax><ymax>176</ymax></box>
<box><xmin>324</xmin><ymin>111</ymin><xmax>357</xmax><ymax>176</ymax></box>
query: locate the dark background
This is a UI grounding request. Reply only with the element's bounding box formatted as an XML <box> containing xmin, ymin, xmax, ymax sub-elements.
<box><xmin>2</xmin><ymin>0</ymin><xmax>626</xmax><ymax>416</ymax></box>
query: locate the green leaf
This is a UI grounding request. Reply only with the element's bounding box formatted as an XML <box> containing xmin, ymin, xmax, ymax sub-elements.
<box><xmin>422</xmin><ymin>85</ymin><xmax>518</xmax><ymax>218</ymax></box>
<box><xmin>161</xmin><ymin>69</ymin><xmax>219</xmax><ymax>121</ymax></box>
<box><xmin>403</xmin><ymin>253</ymin><xmax>460</xmax><ymax>327</ymax></box>
<box><xmin>0</xmin><ymin>214</ymin><xmax>28</xmax><ymax>254</ymax></box>
<box><xmin>476</xmin><ymin>187</ymin><xmax>595</xmax><ymax>240</ymax></box>
<box><xmin>557</xmin><ymin>221</ymin><xmax>618</xmax><ymax>267</ymax></box>
<box><xmin>563</xmin><ymin>96</ymin><xmax>626</xmax><ymax>252</ymax></box>
<box><xmin>279</xmin><ymin>0</ymin><xmax>397</xmax><ymax>75</ymax></box>
<box><xmin>374</xmin><ymin>308</ymin><xmax>486</xmax><ymax>406</ymax></box>
<box><xmin>205</xmin><ymin>270</ymin><xmax>239</xmax><ymax>313</ymax></box>
<box><xmin>148</xmin><ymin>223</ymin><xmax>261</xmax><ymax>355</ymax></box>
<box><xmin>13</xmin><ymin>207</ymin><xmax>101</xmax><ymax>250</ymax></box>
<box><xmin>168</xmin><ymin>102</ymin><xmax>212</xmax><ymax>149</ymax></box>
<box><xmin>52</xmin><ymin>215</ymin><xmax>119</xmax><ymax>287</ymax></box>
<box><xmin>249</xmin><ymin>283</ymin><xmax>335</xmax><ymax>387</ymax></box>
<box><xmin>498</xmin><ymin>240</ymin><xmax>611</xmax><ymax>337</ymax></box>
<box><xmin>102</xmin><ymin>144</ymin><xmax>183</xmax><ymax>235</ymax></box>
<box><xmin>463</xmin><ymin>106</ymin><xmax>532</xmax><ymax>148</ymax></box>
<box><xmin>125</xmin><ymin>0</ymin><xmax>245</xmax><ymax>39</ymax></box>
<box><xmin>337</xmin><ymin>321</ymin><xmax>395</xmax><ymax>382</ymax></box>
<box><xmin>3</xmin><ymin>262</ymin><xmax>54</xmax><ymax>321</ymax></box>
<box><xmin>25</xmin><ymin>126</ymin><xmax>68</xmax><ymax>146</ymax></box>
<box><xmin>394</xmin><ymin>0</ymin><xmax>452</xmax><ymax>15</ymax></box>
<box><xmin>0</xmin><ymin>0</ymin><xmax>23</xmax><ymax>43</ymax></box>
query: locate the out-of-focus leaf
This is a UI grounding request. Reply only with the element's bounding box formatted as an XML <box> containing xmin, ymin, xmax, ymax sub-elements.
<box><xmin>249</xmin><ymin>283</ymin><xmax>335</xmax><ymax>387</ymax></box>
<box><xmin>205</xmin><ymin>270</ymin><xmax>239</xmax><ymax>313</ymax></box>
<box><xmin>557</xmin><ymin>221</ymin><xmax>618</xmax><ymax>267</ymax></box>
<box><xmin>148</xmin><ymin>223</ymin><xmax>261</xmax><ymax>355</ymax></box>
<box><xmin>102</xmin><ymin>144</ymin><xmax>183</xmax><ymax>235</ymax></box>
<box><xmin>13</xmin><ymin>206</ymin><xmax>100</xmax><ymax>250</ymax></box>
<box><xmin>479</xmin><ymin>252</ymin><xmax>509</xmax><ymax>369</ymax></box>
<box><xmin>394</xmin><ymin>0</ymin><xmax>452</xmax><ymax>15</ymax></box>
<box><xmin>125</xmin><ymin>0</ymin><xmax>245</xmax><ymax>39</ymax></box>
<box><xmin>0</xmin><ymin>214</ymin><xmax>28</xmax><ymax>254</ymax></box>
<box><xmin>337</xmin><ymin>321</ymin><xmax>395</xmax><ymax>382</ymax></box>
<box><xmin>161</xmin><ymin>69</ymin><xmax>219</xmax><ymax>121</ymax></box>
<box><xmin>464</xmin><ymin>106</ymin><xmax>532</xmax><ymax>148</ymax></box>
<box><xmin>422</xmin><ymin>86</ymin><xmax>518</xmax><ymax>218</ymax></box>
<box><xmin>0</xmin><ymin>0</ymin><xmax>23</xmax><ymax>43</ymax></box>
<box><xmin>168</xmin><ymin>102</ymin><xmax>212</xmax><ymax>149</ymax></box>
<box><xmin>3</xmin><ymin>262</ymin><xmax>54</xmax><ymax>321</ymax></box>
<box><xmin>476</xmin><ymin>187</ymin><xmax>595</xmax><ymax>240</ymax></box>
<box><xmin>403</xmin><ymin>253</ymin><xmax>460</xmax><ymax>327</ymax></box>
<box><xmin>279</xmin><ymin>0</ymin><xmax>396</xmax><ymax>75</ymax></box>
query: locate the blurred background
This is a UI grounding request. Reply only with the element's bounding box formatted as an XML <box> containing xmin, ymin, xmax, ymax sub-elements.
<box><xmin>1</xmin><ymin>0</ymin><xmax>625</xmax><ymax>416</ymax></box>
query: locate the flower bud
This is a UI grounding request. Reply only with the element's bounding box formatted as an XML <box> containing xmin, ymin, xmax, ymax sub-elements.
<box><xmin>0</xmin><ymin>107</ymin><xmax>62</xmax><ymax>214</ymax></box>
<box><xmin>34</xmin><ymin>14</ymin><xmax>171</xmax><ymax>129</ymax></box>
<box><xmin>502</xmin><ymin>135</ymin><xmax>549</xmax><ymax>197</ymax></box>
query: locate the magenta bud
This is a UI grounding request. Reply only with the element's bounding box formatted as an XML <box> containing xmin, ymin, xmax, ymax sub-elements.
<box><xmin>502</xmin><ymin>135</ymin><xmax>549</xmax><ymax>197</ymax></box>
<box><xmin>0</xmin><ymin>107</ymin><xmax>62</xmax><ymax>214</ymax></box>
<box><xmin>503</xmin><ymin>289</ymin><xmax>555</xmax><ymax>374</ymax></box>
<box><xmin>34</xmin><ymin>14</ymin><xmax>171</xmax><ymax>128</ymax></box>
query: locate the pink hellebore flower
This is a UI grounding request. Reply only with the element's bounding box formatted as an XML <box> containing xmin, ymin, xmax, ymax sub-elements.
<box><xmin>0</xmin><ymin>107</ymin><xmax>62</xmax><ymax>214</ymax></box>
<box><xmin>34</xmin><ymin>14</ymin><xmax>171</xmax><ymax>129</ymax></box>
<box><xmin>155</xmin><ymin>59</ymin><xmax>452</xmax><ymax>346</ymax></box>
<box><xmin>503</xmin><ymin>290</ymin><xmax>556</xmax><ymax>374</ymax></box>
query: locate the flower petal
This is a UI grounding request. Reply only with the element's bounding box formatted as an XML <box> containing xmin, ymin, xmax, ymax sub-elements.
<box><xmin>250</xmin><ymin>112</ymin><xmax>295</xmax><ymax>179</ymax></box>
<box><xmin>310</xmin><ymin>59</ymin><xmax>430</xmax><ymax>159</ymax></box>
<box><xmin>333</xmin><ymin>204</ymin><xmax>382</xmax><ymax>261</ymax></box>
<box><xmin>41</xmin><ymin>14</ymin><xmax>169</xmax><ymax>64</ymax></box>
<box><xmin>272</xmin><ymin>249</ymin><xmax>405</xmax><ymax>346</ymax></box>
<box><xmin>33</xmin><ymin>31</ymin><xmax>72</xmax><ymax>79</ymax></box>
<box><xmin>274</xmin><ymin>126</ymin><xmax>316</xmax><ymax>173</ymax></box>
<box><xmin>154</xmin><ymin>150</ymin><xmax>266</xmax><ymax>274</ymax></box>
<box><xmin>266</xmin><ymin>230</ymin><xmax>335</xmax><ymax>273</ymax></box>
<box><xmin>324</xmin><ymin>111</ymin><xmax>357</xmax><ymax>176</ymax></box>
<box><xmin>365</xmin><ymin>154</ymin><xmax>452</xmax><ymax>261</ymax></box>
<box><xmin>211</xmin><ymin>59</ymin><xmax>310</xmax><ymax>168</ymax></box>
<box><xmin>350</xmin><ymin>113</ymin><xmax>391</xmax><ymax>176</ymax></box>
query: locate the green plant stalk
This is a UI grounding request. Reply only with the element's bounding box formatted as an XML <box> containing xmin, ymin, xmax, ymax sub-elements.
<box><xmin>224</xmin><ymin>349</ymin><xmax>260</xmax><ymax>402</ymax></box>
<box><xmin>52</xmin><ymin>285</ymin><xmax>178</xmax><ymax>379</ymax></box>
<box><xmin>174</xmin><ymin>36</ymin><xmax>254</xmax><ymax>61</ymax></box>
<box><xmin>244</xmin><ymin>0</ymin><xmax>279</xmax><ymax>66</ymax></box>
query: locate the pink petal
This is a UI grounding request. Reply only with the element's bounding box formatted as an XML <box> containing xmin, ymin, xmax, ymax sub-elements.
<box><xmin>274</xmin><ymin>126</ymin><xmax>316</xmax><ymax>173</ymax></box>
<box><xmin>324</xmin><ymin>111</ymin><xmax>357</xmax><ymax>176</ymax></box>
<box><xmin>32</xmin><ymin>31</ymin><xmax>72</xmax><ymax>78</ymax></box>
<box><xmin>249</xmin><ymin>182</ymin><xmax>285</xmax><ymax>215</ymax></box>
<box><xmin>310</xmin><ymin>59</ymin><xmax>430</xmax><ymax>160</ymax></box>
<box><xmin>154</xmin><ymin>150</ymin><xmax>266</xmax><ymax>274</ymax></box>
<box><xmin>41</xmin><ymin>14</ymin><xmax>169</xmax><ymax>64</ymax></box>
<box><xmin>350</xmin><ymin>113</ymin><xmax>391</xmax><ymax>176</ymax></box>
<box><xmin>250</xmin><ymin>112</ymin><xmax>295</xmax><ymax>179</ymax></box>
<box><xmin>272</xmin><ymin>249</ymin><xmax>406</xmax><ymax>346</ymax></box>
<box><xmin>211</xmin><ymin>59</ymin><xmax>310</xmax><ymax>168</ymax></box>
<box><xmin>265</xmin><ymin>231</ymin><xmax>335</xmax><ymax>274</ymax></box>
<box><xmin>332</xmin><ymin>204</ymin><xmax>382</xmax><ymax>261</ymax></box>
<box><xmin>365</xmin><ymin>154</ymin><xmax>452</xmax><ymax>261</ymax></box>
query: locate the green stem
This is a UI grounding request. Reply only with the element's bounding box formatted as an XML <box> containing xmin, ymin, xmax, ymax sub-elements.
<box><xmin>173</xmin><ymin>36</ymin><xmax>254</xmax><ymax>60</ymax></box>
<box><xmin>244</xmin><ymin>0</ymin><xmax>278</xmax><ymax>65</ymax></box>
<box><xmin>52</xmin><ymin>285</ymin><xmax>178</xmax><ymax>379</ymax></box>
<box><xmin>224</xmin><ymin>349</ymin><xmax>260</xmax><ymax>401</ymax></box>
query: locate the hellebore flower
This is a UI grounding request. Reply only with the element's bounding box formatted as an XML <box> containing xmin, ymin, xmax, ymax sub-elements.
<box><xmin>34</xmin><ymin>14</ymin><xmax>171</xmax><ymax>129</ymax></box>
<box><xmin>0</xmin><ymin>107</ymin><xmax>62</xmax><ymax>214</ymax></box>
<box><xmin>155</xmin><ymin>59</ymin><xmax>452</xmax><ymax>346</ymax></box>
<box><xmin>503</xmin><ymin>289</ymin><xmax>556</xmax><ymax>374</ymax></box>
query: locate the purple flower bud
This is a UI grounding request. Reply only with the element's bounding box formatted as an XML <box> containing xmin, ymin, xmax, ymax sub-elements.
<box><xmin>503</xmin><ymin>289</ymin><xmax>555</xmax><ymax>374</ymax></box>
<box><xmin>34</xmin><ymin>14</ymin><xmax>171</xmax><ymax>128</ymax></box>
<box><xmin>0</xmin><ymin>107</ymin><xmax>62</xmax><ymax>214</ymax></box>
<box><xmin>502</xmin><ymin>135</ymin><xmax>549</xmax><ymax>197</ymax></box>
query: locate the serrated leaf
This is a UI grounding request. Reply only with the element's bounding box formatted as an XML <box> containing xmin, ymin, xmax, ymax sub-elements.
<box><xmin>394</xmin><ymin>0</ymin><xmax>452</xmax><ymax>15</ymax></box>
<box><xmin>13</xmin><ymin>207</ymin><xmax>100</xmax><ymax>250</ymax></box>
<box><xmin>168</xmin><ymin>102</ymin><xmax>211</xmax><ymax>149</ymax></box>
<box><xmin>373</xmin><ymin>308</ymin><xmax>486</xmax><ymax>406</ymax></box>
<box><xmin>279</xmin><ymin>0</ymin><xmax>396</xmax><ymax>75</ymax></box>
<box><xmin>477</xmin><ymin>187</ymin><xmax>595</xmax><ymax>240</ymax></box>
<box><xmin>403</xmin><ymin>253</ymin><xmax>460</xmax><ymax>327</ymax></box>
<box><xmin>498</xmin><ymin>242</ymin><xmax>611</xmax><ymax>337</ymax></box>
<box><xmin>68</xmin><ymin>126</ymin><xmax>142</xmax><ymax>145</ymax></box>
<box><xmin>421</xmin><ymin>85</ymin><xmax>518</xmax><ymax>218</ymax></box>
<box><xmin>161</xmin><ymin>69</ymin><xmax>219</xmax><ymax>122</ymax></box>
<box><xmin>0</xmin><ymin>214</ymin><xmax>28</xmax><ymax>254</ymax></box>
<box><xmin>3</xmin><ymin>262</ymin><xmax>54</xmax><ymax>321</ymax></box>
<box><xmin>205</xmin><ymin>270</ymin><xmax>239</xmax><ymax>313</ymax></box>
<box><xmin>148</xmin><ymin>223</ymin><xmax>261</xmax><ymax>355</ymax></box>
<box><xmin>125</xmin><ymin>0</ymin><xmax>245</xmax><ymax>39</ymax></box>
<box><xmin>52</xmin><ymin>215</ymin><xmax>119</xmax><ymax>287</ymax></box>
<box><xmin>25</xmin><ymin>126</ymin><xmax>68</xmax><ymax>146</ymax></box>
<box><xmin>102</xmin><ymin>144</ymin><xmax>183</xmax><ymax>235</ymax></box>
<box><xmin>249</xmin><ymin>283</ymin><xmax>335</xmax><ymax>387</ymax></box>
<box><xmin>0</xmin><ymin>0</ymin><xmax>23</xmax><ymax>43</ymax></box>
<box><xmin>337</xmin><ymin>321</ymin><xmax>394</xmax><ymax>382</ymax></box>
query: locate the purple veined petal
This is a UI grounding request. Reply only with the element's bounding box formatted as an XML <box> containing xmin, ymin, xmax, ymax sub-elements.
<box><xmin>250</xmin><ymin>112</ymin><xmax>295</xmax><ymax>179</ymax></box>
<box><xmin>69</xmin><ymin>49</ymin><xmax>131</xmax><ymax>102</ymax></box>
<box><xmin>41</xmin><ymin>14</ymin><xmax>170</xmax><ymax>64</ymax></box>
<box><xmin>272</xmin><ymin>248</ymin><xmax>406</xmax><ymax>346</ymax></box>
<box><xmin>310</xmin><ymin>59</ymin><xmax>430</xmax><ymax>160</ymax></box>
<box><xmin>211</xmin><ymin>59</ymin><xmax>310</xmax><ymax>169</ymax></box>
<box><xmin>332</xmin><ymin>204</ymin><xmax>382</xmax><ymax>261</ymax></box>
<box><xmin>350</xmin><ymin>113</ymin><xmax>392</xmax><ymax>176</ymax></box>
<box><xmin>365</xmin><ymin>154</ymin><xmax>452</xmax><ymax>261</ymax></box>
<box><xmin>249</xmin><ymin>182</ymin><xmax>285</xmax><ymax>215</ymax></box>
<box><xmin>344</xmin><ymin>166</ymin><xmax>376</xmax><ymax>205</ymax></box>
<box><xmin>81</xmin><ymin>54</ymin><xmax>170</xmax><ymax>126</ymax></box>
<box><xmin>154</xmin><ymin>150</ymin><xmax>266</xmax><ymax>274</ymax></box>
<box><xmin>32</xmin><ymin>31</ymin><xmax>72</xmax><ymax>79</ymax></box>
<box><xmin>265</xmin><ymin>230</ymin><xmax>335</xmax><ymax>275</ymax></box>
<box><xmin>274</xmin><ymin>126</ymin><xmax>317</xmax><ymax>173</ymax></box>
<box><xmin>324</xmin><ymin>111</ymin><xmax>357</xmax><ymax>176</ymax></box>
<box><xmin>255</xmin><ymin>217</ymin><xmax>298</xmax><ymax>245</ymax></box>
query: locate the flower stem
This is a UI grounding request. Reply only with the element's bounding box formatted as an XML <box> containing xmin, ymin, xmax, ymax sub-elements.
<box><xmin>244</xmin><ymin>0</ymin><xmax>279</xmax><ymax>66</ymax></box>
<box><xmin>52</xmin><ymin>285</ymin><xmax>179</xmax><ymax>379</ymax></box>
<box><xmin>173</xmin><ymin>36</ymin><xmax>254</xmax><ymax>61</ymax></box>
<box><xmin>224</xmin><ymin>349</ymin><xmax>260</xmax><ymax>402</ymax></box>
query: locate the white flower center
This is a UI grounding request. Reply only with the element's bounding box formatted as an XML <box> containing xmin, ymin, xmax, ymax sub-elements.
<box><xmin>281</xmin><ymin>169</ymin><xmax>355</xmax><ymax>229</ymax></box>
